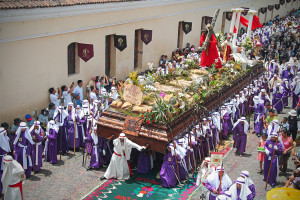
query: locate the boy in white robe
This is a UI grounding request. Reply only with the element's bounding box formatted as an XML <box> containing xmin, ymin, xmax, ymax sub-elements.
<box><xmin>101</xmin><ymin>133</ymin><xmax>145</xmax><ymax>180</ymax></box>
<box><xmin>1</xmin><ymin>155</ymin><xmax>25</xmax><ymax>200</ymax></box>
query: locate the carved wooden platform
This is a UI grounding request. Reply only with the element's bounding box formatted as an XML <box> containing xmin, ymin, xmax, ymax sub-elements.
<box><xmin>97</xmin><ymin>63</ymin><xmax>264</xmax><ymax>153</ymax></box>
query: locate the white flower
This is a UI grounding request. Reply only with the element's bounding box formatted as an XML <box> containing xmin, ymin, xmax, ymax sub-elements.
<box><xmin>178</xmin><ymin>92</ymin><xmax>183</xmax><ymax>98</ymax></box>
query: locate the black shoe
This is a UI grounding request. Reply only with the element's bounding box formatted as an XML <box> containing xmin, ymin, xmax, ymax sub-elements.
<box><xmin>87</xmin><ymin>167</ymin><xmax>92</xmax><ymax>171</ymax></box>
<box><xmin>100</xmin><ymin>176</ymin><xmax>106</xmax><ymax>180</ymax></box>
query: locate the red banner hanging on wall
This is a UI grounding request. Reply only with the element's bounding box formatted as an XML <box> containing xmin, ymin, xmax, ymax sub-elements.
<box><xmin>77</xmin><ymin>43</ymin><xmax>94</xmax><ymax>62</ymax></box>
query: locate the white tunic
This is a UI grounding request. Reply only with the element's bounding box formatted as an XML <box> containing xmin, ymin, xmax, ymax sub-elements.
<box><xmin>104</xmin><ymin>137</ymin><xmax>143</xmax><ymax>180</ymax></box>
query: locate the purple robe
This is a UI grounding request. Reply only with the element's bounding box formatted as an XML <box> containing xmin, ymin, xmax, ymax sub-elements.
<box><xmin>281</xmin><ymin>69</ymin><xmax>294</xmax><ymax>81</ymax></box>
<box><xmin>30</xmin><ymin>129</ymin><xmax>44</xmax><ymax>172</ymax></box>
<box><xmin>77</xmin><ymin>117</ymin><xmax>86</xmax><ymax>148</ymax></box>
<box><xmin>263</xmin><ymin>140</ymin><xmax>283</xmax><ymax>187</ymax></box>
<box><xmin>282</xmin><ymin>83</ymin><xmax>290</xmax><ymax>107</ymax></box>
<box><xmin>236</xmin><ymin>187</ymin><xmax>253</xmax><ymax>200</ymax></box>
<box><xmin>47</xmin><ymin>128</ymin><xmax>58</xmax><ymax>164</ymax></box>
<box><xmin>66</xmin><ymin>111</ymin><xmax>80</xmax><ymax>149</ymax></box>
<box><xmin>14</xmin><ymin>131</ymin><xmax>32</xmax><ymax>177</ymax></box>
<box><xmin>55</xmin><ymin>114</ymin><xmax>69</xmax><ymax>152</ymax></box>
<box><xmin>160</xmin><ymin>152</ymin><xmax>179</xmax><ymax>188</ymax></box>
<box><xmin>222</xmin><ymin>113</ymin><xmax>231</xmax><ymax>138</ymax></box>
<box><xmin>272</xmin><ymin>90</ymin><xmax>283</xmax><ymax>113</ymax></box>
<box><xmin>137</xmin><ymin>150</ymin><xmax>151</xmax><ymax>173</ymax></box>
<box><xmin>254</xmin><ymin>103</ymin><xmax>264</xmax><ymax>134</ymax></box>
<box><xmin>89</xmin><ymin>136</ymin><xmax>104</xmax><ymax>169</ymax></box>
<box><xmin>233</xmin><ymin>122</ymin><xmax>247</xmax><ymax>154</ymax></box>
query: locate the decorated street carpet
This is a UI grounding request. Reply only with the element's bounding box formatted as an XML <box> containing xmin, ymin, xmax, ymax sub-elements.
<box><xmin>82</xmin><ymin>140</ymin><xmax>233</xmax><ymax>200</ymax></box>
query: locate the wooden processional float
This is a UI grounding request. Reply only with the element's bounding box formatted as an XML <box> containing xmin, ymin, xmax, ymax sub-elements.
<box><xmin>96</xmin><ymin>63</ymin><xmax>264</xmax><ymax>154</ymax></box>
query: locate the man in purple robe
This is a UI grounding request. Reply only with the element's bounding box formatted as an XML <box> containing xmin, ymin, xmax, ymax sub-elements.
<box><xmin>76</xmin><ymin>105</ymin><xmax>86</xmax><ymax>148</ymax></box>
<box><xmin>252</xmin><ymin>98</ymin><xmax>265</xmax><ymax>135</ymax></box>
<box><xmin>13</xmin><ymin>122</ymin><xmax>34</xmax><ymax>178</ymax></box>
<box><xmin>206</xmin><ymin>166</ymin><xmax>232</xmax><ymax>200</ymax></box>
<box><xmin>65</xmin><ymin>102</ymin><xmax>80</xmax><ymax>150</ymax></box>
<box><xmin>272</xmin><ymin>83</ymin><xmax>284</xmax><ymax>113</ymax></box>
<box><xmin>29</xmin><ymin>121</ymin><xmax>44</xmax><ymax>173</ymax></box>
<box><xmin>0</xmin><ymin>127</ymin><xmax>11</xmax><ymax>194</ymax></box>
<box><xmin>281</xmin><ymin>63</ymin><xmax>295</xmax><ymax>81</ymax></box>
<box><xmin>54</xmin><ymin>106</ymin><xmax>69</xmax><ymax>154</ymax></box>
<box><xmin>281</xmin><ymin>79</ymin><xmax>290</xmax><ymax>107</ymax></box>
<box><xmin>221</xmin><ymin>106</ymin><xmax>231</xmax><ymax>139</ymax></box>
<box><xmin>137</xmin><ymin>147</ymin><xmax>152</xmax><ymax>174</ymax></box>
<box><xmin>240</xmin><ymin>171</ymin><xmax>255</xmax><ymax>199</ymax></box>
<box><xmin>259</xmin><ymin>89</ymin><xmax>271</xmax><ymax>105</ymax></box>
<box><xmin>160</xmin><ymin>143</ymin><xmax>181</xmax><ymax>188</ymax></box>
<box><xmin>233</xmin><ymin>117</ymin><xmax>249</xmax><ymax>157</ymax></box>
<box><xmin>264</xmin><ymin>132</ymin><xmax>283</xmax><ymax>187</ymax></box>
<box><xmin>228</xmin><ymin>177</ymin><xmax>253</xmax><ymax>200</ymax></box>
<box><xmin>46</xmin><ymin>120</ymin><xmax>59</xmax><ymax>164</ymax></box>
<box><xmin>87</xmin><ymin>127</ymin><xmax>104</xmax><ymax>170</ymax></box>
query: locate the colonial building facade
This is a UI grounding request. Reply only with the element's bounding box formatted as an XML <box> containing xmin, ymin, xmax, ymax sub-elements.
<box><xmin>0</xmin><ymin>0</ymin><xmax>297</xmax><ymax>123</ymax></box>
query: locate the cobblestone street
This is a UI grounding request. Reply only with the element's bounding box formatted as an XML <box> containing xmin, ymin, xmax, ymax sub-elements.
<box><xmin>23</xmin><ymin>152</ymin><xmax>106</xmax><ymax>200</ymax></box>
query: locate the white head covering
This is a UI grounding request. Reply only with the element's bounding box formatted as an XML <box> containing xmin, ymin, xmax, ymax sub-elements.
<box><xmin>212</xmin><ymin>112</ymin><xmax>221</xmax><ymax>131</ymax></box>
<box><xmin>240</xmin><ymin>171</ymin><xmax>254</xmax><ymax>187</ymax></box>
<box><xmin>253</xmin><ymin>96</ymin><xmax>260</xmax><ymax>108</ymax></box>
<box><xmin>47</xmin><ymin>120</ymin><xmax>59</xmax><ymax>134</ymax></box>
<box><xmin>232</xmin><ymin>117</ymin><xmax>249</xmax><ymax>134</ymax></box>
<box><xmin>0</xmin><ymin>128</ymin><xmax>10</xmax><ymax>153</ymax></box>
<box><xmin>53</xmin><ymin>106</ymin><xmax>68</xmax><ymax>124</ymax></box>
<box><xmin>66</xmin><ymin>102</ymin><xmax>76</xmax><ymax>121</ymax></box>
<box><xmin>29</xmin><ymin>120</ymin><xmax>41</xmax><ymax>134</ymax></box>
<box><xmin>267</xmin><ymin>119</ymin><xmax>280</xmax><ymax>139</ymax></box>
<box><xmin>1</xmin><ymin>155</ymin><xmax>25</xmax><ymax>194</ymax></box>
<box><xmin>13</xmin><ymin>122</ymin><xmax>34</xmax><ymax>145</ymax></box>
<box><xmin>229</xmin><ymin>177</ymin><xmax>252</xmax><ymax>200</ymax></box>
<box><xmin>91</xmin><ymin>126</ymin><xmax>98</xmax><ymax>145</ymax></box>
<box><xmin>273</xmin><ymin>83</ymin><xmax>283</xmax><ymax>94</ymax></box>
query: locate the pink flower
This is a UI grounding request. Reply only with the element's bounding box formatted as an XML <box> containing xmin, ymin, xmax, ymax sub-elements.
<box><xmin>160</xmin><ymin>91</ymin><xmax>166</xmax><ymax>98</ymax></box>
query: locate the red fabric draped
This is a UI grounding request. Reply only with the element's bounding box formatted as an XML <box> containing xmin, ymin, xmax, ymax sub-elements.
<box><xmin>233</xmin><ymin>15</ymin><xmax>263</xmax><ymax>33</ymax></box>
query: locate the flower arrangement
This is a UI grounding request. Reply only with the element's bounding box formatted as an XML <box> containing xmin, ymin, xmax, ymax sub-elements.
<box><xmin>215</xmin><ymin>31</ymin><xmax>225</xmax><ymax>44</ymax></box>
<box><xmin>241</xmin><ymin>37</ymin><xmax>253</xmax><ymax>52</ymax></box>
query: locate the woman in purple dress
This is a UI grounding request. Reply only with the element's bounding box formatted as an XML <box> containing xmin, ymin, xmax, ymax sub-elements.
<box><xmin>29</xmin><ymin>121</ymin><xmax>44</xmax><ymax>173</ymax></box>
<box><xmin>46</xmin><ymin>120</ymin><xmax>59</xmax><ymax>164</ymax></box>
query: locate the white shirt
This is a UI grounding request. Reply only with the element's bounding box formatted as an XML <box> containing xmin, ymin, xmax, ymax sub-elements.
<box><xmin>50</xmin><ymin>93</ymin><xmax>59</xmax><ymax>108</ymax></box>
<box><xmin>89</xmin><ymin>91</ymin><xmax>97</xmax><ymax>102</ymax></box>
<box><xmin>62</xmin><ymin>89</ymin><xmax>72</xmax><ymax>107</ymax></box>
<box><xmin>73</xmin><ymin>85</ymin><xmax>83</xmax><ymax>101</ymax></box>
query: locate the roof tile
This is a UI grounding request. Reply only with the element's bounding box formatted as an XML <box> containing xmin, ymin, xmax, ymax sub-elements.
<box><xmin>0</xmin><ymin>0</ymin><xmax>142</xmax><ymax>9</ymax></box>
